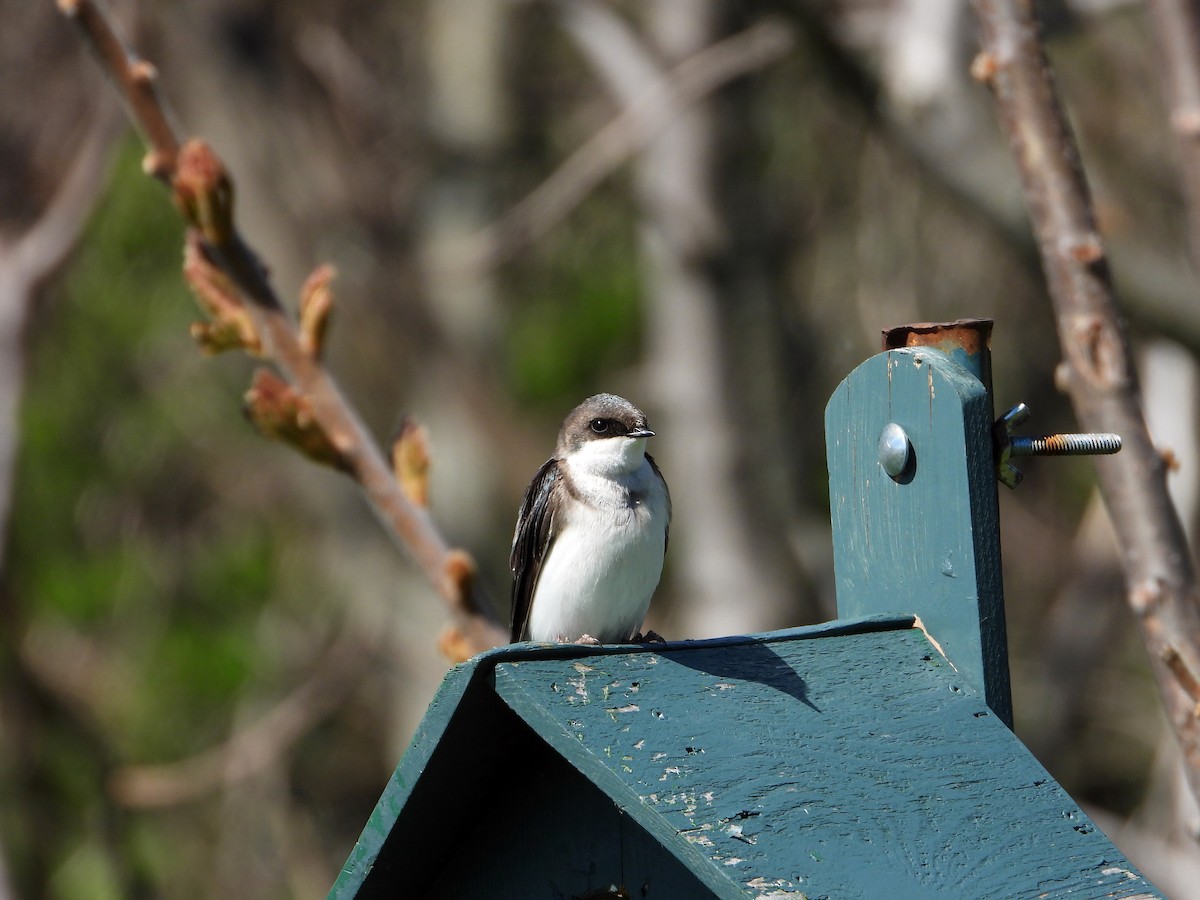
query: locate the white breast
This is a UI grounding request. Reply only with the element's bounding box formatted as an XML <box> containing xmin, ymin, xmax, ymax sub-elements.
<box><xmin>527</xmin><ymin>446</ymin><xmax>668</xmax><ymax>643</ymax></box>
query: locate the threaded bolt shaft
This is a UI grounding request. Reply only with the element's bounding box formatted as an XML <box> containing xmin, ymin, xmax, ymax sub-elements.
<box><xmin>1008</xmin><ymin>433</ymin><xmax>1122</xmax><ymax>457</ymax></box>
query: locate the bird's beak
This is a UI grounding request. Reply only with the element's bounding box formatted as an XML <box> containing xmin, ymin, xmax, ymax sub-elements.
<box><xmin>628</xmin><ymin>428</ymin><xmax>655</xmax><ymax>439</ymax></box>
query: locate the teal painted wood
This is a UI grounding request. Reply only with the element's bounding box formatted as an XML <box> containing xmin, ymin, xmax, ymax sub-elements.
<box><xmin>826</xmin><ymin>347</ymin><xmax>1013</xmax><ymax>726</ymax></box>
<box><xmin>434</xmin><ymin>734</ymin><xmax>716</xmax><ymax>899</ymax></box>
<box><xmin>329</xmin><ymin>616</ymin><xmax>912</xmax><ymax>898</ymax></box>
<box><xmin>492</xmin><ymin>624</ymin><xmax>1159</xmax><ymax>899</ymax></box>
<box><xmin>329</xmin><ymin>653</ymin><xmax>483</xmax><ymax>897</ymax></box>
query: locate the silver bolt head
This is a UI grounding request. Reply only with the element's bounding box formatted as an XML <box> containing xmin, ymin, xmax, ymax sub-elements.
<box><xmin>879</xmin><ymin>423</ymin><xmax>911</xmax><ymax>479</ymax></box>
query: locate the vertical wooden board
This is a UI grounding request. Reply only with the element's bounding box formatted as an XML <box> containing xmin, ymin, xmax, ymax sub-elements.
<box><xmin>494</xmin><ymin>629</ymin><xmax>1159</xmax><ymax>899</ymax></box>
<box><xmin>825</xmin><ymin>348</ymin><xmax>1012</xmax><ymax>724</ymax></box>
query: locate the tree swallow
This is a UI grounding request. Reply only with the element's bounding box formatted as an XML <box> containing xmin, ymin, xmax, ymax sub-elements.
<box><xmin>510</xmin><ymin>393</ymin><xmax>671</xmax><ymax>644</ymax></box>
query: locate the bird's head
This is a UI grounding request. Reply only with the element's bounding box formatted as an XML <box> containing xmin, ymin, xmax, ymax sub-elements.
<box><xmin>557</xmin><ymin>393</ymin><xmax>654</xmax><ymax>478</ymax></box>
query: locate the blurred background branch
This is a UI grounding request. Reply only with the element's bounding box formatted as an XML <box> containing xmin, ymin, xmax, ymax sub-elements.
<box><xmin>0</xmin><ymin>94</ymin><xmax>123</xmax><ymax>570</ymax></box>
<box><xmin>463</xmin><ymin>13</ymin><xmax>792</xmax><ymax>274</ymax></box>
<box><xmin>104</xmin><ymin>627</ymin><xmax>373</xmax><ymax>810</ymax></box>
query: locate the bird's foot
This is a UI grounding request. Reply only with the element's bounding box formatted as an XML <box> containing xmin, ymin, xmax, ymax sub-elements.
<box><xmin>573</xmin><ymin>634</ymin><xmax>602</xmax><ymax>645</ymax></box>
<box><xmin>634</xmin><ymin>630</ymin><xmax>666</xmax><ymax>643</ymax></box>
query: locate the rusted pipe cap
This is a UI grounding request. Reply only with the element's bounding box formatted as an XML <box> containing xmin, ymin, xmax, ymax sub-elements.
<box><xmin>882</xmin><ymin>318</ymin><xmax>993</xmax><ymax>355</ymax></box>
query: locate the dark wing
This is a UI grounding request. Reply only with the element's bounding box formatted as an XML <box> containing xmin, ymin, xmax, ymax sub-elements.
<box><xmin>646</xmin><ymin>452</ymin><xmax>671</xmax><ymax>553</ymax></box>
<box><xmin>509</xmin><ymin>458</ymin><xmax>561</xmax><ymax>642</ymax></box>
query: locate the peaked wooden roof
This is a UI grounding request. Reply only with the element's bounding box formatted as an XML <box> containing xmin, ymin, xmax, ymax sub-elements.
<box><xmin>332</xmin><ymin>615</ymin><xmax>1160</xmax><ymax>898</ymax></box>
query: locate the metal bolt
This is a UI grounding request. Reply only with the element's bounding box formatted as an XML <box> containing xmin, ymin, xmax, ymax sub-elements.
<box><xmin>879</xmin><ymin>422</ymin><xmax>911</xmax><ymax>479</ymax></box>
<box><xmin>1009</xmin><ymin>433</ymin><xmax>1123</xmax><ymax>457</ymax></box>
<box><xmin>993</xmin><ymin>403</ymin><xmax>1122</xmax><ymax>488</ymax></box>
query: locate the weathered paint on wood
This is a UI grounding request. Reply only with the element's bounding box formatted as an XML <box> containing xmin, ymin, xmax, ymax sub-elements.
<box><xmin>330</xmin><ymin>618</ymin><xmax>1160</xmax><ymax>899</ymax></box>
<box><xmin>826</xmin><ymin>347</ymin><xmax>1013</xmax><ymax>726</ymax></box>
<box><xmin>494</xmin><ymin>625</ymin><xmax>1155</xmax><ymax>898</ymax></box>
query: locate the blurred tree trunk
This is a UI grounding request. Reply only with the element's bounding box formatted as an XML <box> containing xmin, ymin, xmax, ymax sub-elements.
<box><xmin>638</xmin><ymin>1</ymin><xmax>815</xmax><ymax>636</ymax></box>
<box><xmin>0</xmin><ymin>4</ymin><xmax>128</xmax><ymax>892</ymax></box>
<box><xmin>383</xmin><ymin>0</ymin><xmax>515</xmax><ymax>755</ymax></box>
<box><xmin>414</xmin><ymin>0</ymin><xmax>511</xmax><ymax>558</ymax></box>
<box><xmin>421</xmin><ymin>0</ymin><xmax>508</xmax><ymax>354</ymax></box>
<box><xmin>562</xmin><ymin>0</ymin><xmax>813</xmax><ymax>636</ymax></box>
<box><xmin>637</xmin><ymin>0</ymin><xmax>763</xmax><ymax>637</ymax></box>
<box><xmin>0</xmin><ymin>3</ymin><xmax>121</xmax><ymax>572</ymax></box>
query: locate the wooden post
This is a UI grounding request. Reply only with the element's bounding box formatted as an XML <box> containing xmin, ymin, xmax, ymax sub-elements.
<box><xmin>825</xmin><ymin>325</ymin><xmax>1013</xmax><ymax>727</ymax></box>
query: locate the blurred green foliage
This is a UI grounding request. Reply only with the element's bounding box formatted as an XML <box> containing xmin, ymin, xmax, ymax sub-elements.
<box><xmin>505</xmin><ymin>186</ymin><xmax>642</xmax><ymax>407</ymax></box>
<box><xmin>4</xmin><ymin>137</ymin><xmax>343</xmax><ymax>896</ymax></box>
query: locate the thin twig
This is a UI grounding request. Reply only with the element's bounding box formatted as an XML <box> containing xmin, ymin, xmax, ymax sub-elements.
<box><xmin>972</xmin><ymin>0</ymin><xmax>1200</xmax><ymax>811</ymax></box>
<box><xmin>57</xmin><ymin>0</ymin><xmax>180</xmax><ymax>180</ymax></box>
<box><xmin>59</xmin><ymin>0</ymin><xmax>508</xmax><ymax>655</ymax></box>
<box><xmin>1147</xmin><ymin>0</ymin><xmax>1200</xmax><ymax>270</ymax></box>
<box><xmin>461</xmin><ymin>16</ymin><xmax>792</xmax><ymax>272</ymax></box>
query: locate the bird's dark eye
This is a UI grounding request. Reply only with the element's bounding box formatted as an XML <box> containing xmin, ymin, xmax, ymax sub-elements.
<box><xmin>589</xmin><ymin>418</ymin><xmax>609</xmax><ymax>434</ymax></box>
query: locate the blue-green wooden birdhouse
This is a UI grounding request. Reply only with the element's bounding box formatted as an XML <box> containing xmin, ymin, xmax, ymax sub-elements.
<box><xmin>330</xmin><ymin>322</ymin><xmax>1161</xmax><ymax>899</ymax></box>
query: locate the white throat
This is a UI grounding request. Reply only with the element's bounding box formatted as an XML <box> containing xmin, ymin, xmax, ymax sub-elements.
<box><xmin>565</xmin><ymin>435</ymin><xmax>648</xmax><ymax>480</ymax></box>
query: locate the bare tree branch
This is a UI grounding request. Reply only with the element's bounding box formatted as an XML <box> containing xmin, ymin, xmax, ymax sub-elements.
<box><xmin>972</xmin><ymin>0</ymin><xmax>1200</xmax><ymax>812</ymax></box>
<box><xmin>56</xmin><ymin>0</ymin><xmax>179</xmax><ymax>180</ymax></box>
<box><xmin>1147</xmin><ymin>0</ymin><xmax>1200</xmax><ymax>270</ymax></box>
<box><xmin>58</xmin><ymin>0</ymin><xmax>508</xmax><ymax>656</ymax></box>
